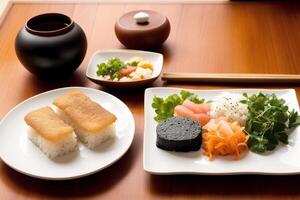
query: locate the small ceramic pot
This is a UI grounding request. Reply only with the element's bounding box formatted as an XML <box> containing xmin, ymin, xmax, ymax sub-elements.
<box><xmin>115</xmin><ymin>10</ymin><xmax>170</xmax><ymax>50</ymax></box>
<box><xmin>15</xmin><ymin>13</ymin><xmax>87</xmax><ymax>78</ymax></box>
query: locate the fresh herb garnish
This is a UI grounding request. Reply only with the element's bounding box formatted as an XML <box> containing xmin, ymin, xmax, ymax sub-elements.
<box><xmin>241</xmin><ymin>92</ymin><xmax>300</xmax><ymax>153</ymax></box>
<box><xmin>152</xmin><ymin>90</ymin><xmax>205</xmax><ymax>123</ymax></box>
<box><xmin>126</xmin><ymin>60</ymin><xmax>139</xmax><ymax>66</ymax></box>
<box><xmin>96</xmin><ymin>57</ymin><xmax>126</xmax><ymax>79</ymax></box>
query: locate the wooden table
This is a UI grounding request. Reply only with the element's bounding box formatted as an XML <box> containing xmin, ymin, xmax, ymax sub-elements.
<box><xmin>1</xmin><ymin>1</ymin><xmax>300</xmax><ymax>200</ymax></box>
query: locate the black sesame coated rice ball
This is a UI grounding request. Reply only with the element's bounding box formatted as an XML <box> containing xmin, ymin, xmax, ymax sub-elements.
<box><xmin>156</xmin><ymin>116</ymin><xmax>202</xmax><ymax>152</ymax></box>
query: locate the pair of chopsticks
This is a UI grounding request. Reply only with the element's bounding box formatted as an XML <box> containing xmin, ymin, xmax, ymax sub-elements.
<box><xmin>162</xmin><ymin>73</ymin><xmax>300</xmax><ymax>83</ymax></box>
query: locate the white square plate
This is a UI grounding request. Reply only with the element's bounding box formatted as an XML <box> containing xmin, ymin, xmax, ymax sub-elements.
<box><xmin>144</xmin><ymin>87</ymin><xmax>300</xmax><ymax>175</ymax></box>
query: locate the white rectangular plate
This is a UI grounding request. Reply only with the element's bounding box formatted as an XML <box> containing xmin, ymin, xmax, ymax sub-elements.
<box><xmin>144</xmin><ymin>87</ymin><xmax>300</xmax><ymax>175</ymax></box>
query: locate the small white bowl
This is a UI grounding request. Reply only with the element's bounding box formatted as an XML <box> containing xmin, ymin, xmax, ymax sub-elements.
<box><xmin>86</xmin><ymin>49</ymin><xmax>163</xmax><ymax>89</ymax></box>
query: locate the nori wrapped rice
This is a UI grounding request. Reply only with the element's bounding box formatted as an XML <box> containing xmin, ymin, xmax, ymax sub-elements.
<box><xmin>156</xmin><ymin>116</ymin><xmax>202</xmax><ymax>152</ymax></box>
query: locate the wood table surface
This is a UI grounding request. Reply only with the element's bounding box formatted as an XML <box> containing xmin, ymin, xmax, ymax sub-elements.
<box><xmin>1</xmin><ymin>2</ymin><xmax>300</xmax><ymax>200</ymax></box>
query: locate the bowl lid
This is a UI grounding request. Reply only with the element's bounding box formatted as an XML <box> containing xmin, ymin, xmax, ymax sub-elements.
<box><xmin>116</xmin><ymin>10</ymin><xmax>168</xmax><ymax>31</ymax></box>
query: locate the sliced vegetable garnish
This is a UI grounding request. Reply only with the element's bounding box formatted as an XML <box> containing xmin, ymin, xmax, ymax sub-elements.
<box><xmin>202</xmin><ymin>119</ymin><xmax>248</xmax><ymax>160</ymax></box>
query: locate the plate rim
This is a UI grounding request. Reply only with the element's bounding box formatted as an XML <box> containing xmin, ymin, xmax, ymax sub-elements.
<box><xmin>0</xmin><ymin>86</ymin><xmax>135</xmax><ymax>180</ymax></box>
<box><xmin>143</xmin><ymin>87</ymin><xmax>299</xmax><ymax>175</ymax></box>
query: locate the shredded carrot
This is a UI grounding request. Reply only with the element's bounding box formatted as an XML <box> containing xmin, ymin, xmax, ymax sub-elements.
<box><xmin>202</xmin><ymin>119</ymin><xmax>248</xmax><ymax>160</ymax></box>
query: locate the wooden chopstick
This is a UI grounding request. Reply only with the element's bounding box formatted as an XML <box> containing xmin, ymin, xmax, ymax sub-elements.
<box><xmin>162</xmin><ymin>73</ymin><xmax>300</xmax><ymax>83</ymax></box>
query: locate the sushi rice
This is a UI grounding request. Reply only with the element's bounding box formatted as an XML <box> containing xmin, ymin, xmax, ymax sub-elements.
<box><xmin>28</xmin><ymin>128</ymin><xmax>78</xmax><ymax>159</ymax></box>
<box><xmin>209</xmin><ymin>92</ymin><xmax>249</xmax><ymax>126</ymax></box>
<box><xmin>55</xmin><ymin>107</ymin><xmax>115</xmax><ymax>149</ymax></box>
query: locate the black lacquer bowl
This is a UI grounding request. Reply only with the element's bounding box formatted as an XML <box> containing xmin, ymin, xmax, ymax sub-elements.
<box><xmin>15</xmin><ymin>13</ymin><xmax>87</xmax><ymax>78</ymax></box>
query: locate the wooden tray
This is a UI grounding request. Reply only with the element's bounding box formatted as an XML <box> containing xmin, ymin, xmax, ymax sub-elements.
<box><xmin>1</xmin><ymin>1</ymin><xmax>300</xmax><ymax>200</ymax></box>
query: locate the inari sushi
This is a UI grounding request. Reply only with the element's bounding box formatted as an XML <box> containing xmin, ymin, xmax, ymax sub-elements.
<box><xmin>53</xmin><ymin>91</ymin><xmax>117</xmax><ymax>149</ymax></box>
<box><xmin>24</xmin><ymin>107</ymin><xmax>78</xmax><ymax>159</ymax></box>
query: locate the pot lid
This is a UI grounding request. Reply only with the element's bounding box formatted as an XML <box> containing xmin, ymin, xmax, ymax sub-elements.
<box><xmin>116</xmin><ymin>10</ymin><xmax>168</xmax><ymax>31</ymax></box>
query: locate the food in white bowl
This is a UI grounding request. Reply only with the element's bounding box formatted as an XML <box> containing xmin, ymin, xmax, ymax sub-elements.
<box><xmin>86</xmin><ymin>50</ymin><xmax>163</xmax><ymax>88</ymax></box>
<box><xmin>96</xmin><ymin>56</ymin><xmax>154</xmax><ymax>82</ymax></box>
